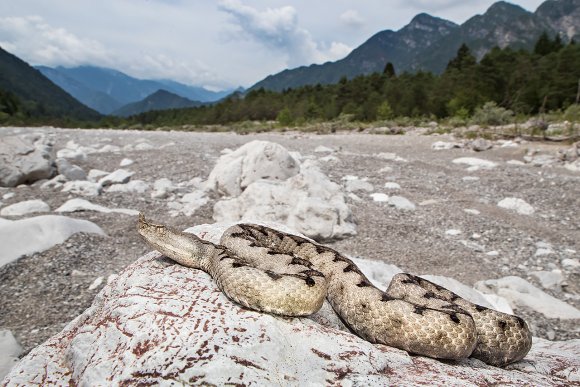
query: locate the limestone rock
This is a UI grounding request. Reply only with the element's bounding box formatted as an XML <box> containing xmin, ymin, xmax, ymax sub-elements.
<box><xmin>497</xmin><ymin>198</ymin><xmax>535</xmax><ymax>216</ymax></box>
<box><xmin>475</xmin><ymin>276</ymin><xmax>580</xmax><ymax>319</ymax></box>
<box><xmin>388</xmin><ymin>196</ymin><xmax>416</xmax><ymax>211</ymax></box>
<box><xmin>206</xmin><ymin>141</ymin><xmax>300</xmax><ymax>197</ymax></box>
<box><xmin>0</xmin><ymin>134</ymin><xmax>56</xmax><ymax>187</ymax></box>
<box><xmin>0</xmin><ymin>199</ymin><xmax>50</xmax><ymax>217</ymax></box>
<box><xmin>98</xmin><ymin>169</ymin><xmax>134</xmax><ymax>187</ymax></box>
<box><xmin>3</xmin><ymin>223</ymin><xmax>579</xmax><ymax>386</ymax></box>
<box><xmin>61</xmin><ymin>181</ymin><xmax>103</xmax><ymax>197</ymax></box>
<box><xmin>0</xmin><ymin>215</ymin><xmax>105</xmax><ymax>267</ymax></box>
<box><xmin>55</xmin><ymin>198</ymin><xmax>139</xmax><ymax>216</ymax></box>
<box><xmin>0</xmin><ymin>330</ymin><xmax>22</xmax><ymax>380</ymax></box>
<box><xmin>55</xmin><ymin>158</ymin><xmax>87</xmax><ymax>181</ymax></box>
<box><xmin>452</xmin><ymin>157</ymin><xmax>497</xmax><ymax>171</ymax></box>
<box><xmin>470</xmin><ymin>138</ymin><xmax>493</xmax><ymax>152</ymax></box>
<box><xmin>213</xmin><ymin>160</ymin><xmax>355</xmax><ymax>241</ymax></box>
<box><xmin>106</xmin><ymin>180</ymin><xmax>149</xmax><ymax>194</ymax></box>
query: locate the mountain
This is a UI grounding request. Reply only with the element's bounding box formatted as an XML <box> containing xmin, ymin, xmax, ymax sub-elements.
<box><xmin>415</xmin><ymin>1</ymin><xmax>553</xmax><ymax>73</ymax></box>
<box><xmin>112</xmin><ymin>89</ymin><xmax>203</xmax><ymax>117</ymax></box>
<box><xmin>250</xmin><ymin>0</ymin><xmax>580</xmax><ymax>91</ymax></box>
<box><xmin>0</xmin><ymin>46</ymin><xmax>100</xmax><ymax>121</ymax></box>
<box><xmin>535</xmin><ymin>0</ymin><xmax>580</xmax><ymax>40</ymax></box>
<box><xmin>251</xmin><ymin>13</ymin><xmax>458</xmax><ymax>92</ymax></box>
<box><xmin>35</xmin><ymin>66</ymin><xmax>122</xmax><ymax>114</ymax></box>
<box><xmin>36</xmin><ymin>65</ymin><xmax>234</xmax><ymax>114</ymax></box>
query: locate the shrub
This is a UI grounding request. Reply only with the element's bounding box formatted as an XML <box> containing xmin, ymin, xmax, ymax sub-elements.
<box><xmin>471</xmin><ymin>102</ymin><xmax>514</xmax><ymax>126</ymax></box>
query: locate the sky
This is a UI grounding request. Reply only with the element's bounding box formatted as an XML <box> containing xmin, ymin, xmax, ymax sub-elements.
<box><xmin>0</xmin><ymin>0</ymin><xmax>546</xmax><ymax>90</ymax></box>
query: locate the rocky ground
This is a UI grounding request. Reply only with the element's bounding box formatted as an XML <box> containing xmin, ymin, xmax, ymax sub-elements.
<box><xmin>0</xmin><ymin>126</ymin><xmax>579</xmax><ymax>358</ymax></box>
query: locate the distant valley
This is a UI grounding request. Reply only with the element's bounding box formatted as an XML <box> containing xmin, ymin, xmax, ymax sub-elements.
<box><xmin>35</xmin><ymin>65</ymin><xmax>237</xmax><ymax>115</ymax></box>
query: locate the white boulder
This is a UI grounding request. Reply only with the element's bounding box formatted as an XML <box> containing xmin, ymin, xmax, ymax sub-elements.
<box><xmin>388</xmin><ymin>196</ymin><xmax>416</xmax><ymax>211</ymax></box>
<box><xmin>431</xmin><ymin>141</ymin><xmax>461</xmax><ymax>150</ymax></box>
<box><xmin>206</xmin><ymin>141</ymin><xmax>300</xmax><ymax>197</ymax></box>
<box><xmin>62</xmin><ymin>181</ymin><xmax>102</xmax><ymax>197</ymax></box>
<box><xmin>151</xmin><ymin>178</ymin><xmax>177</xmax><ymax>199</ymax></box>
<box><xmin>0</xmin><ymin>134</ymin><xmax>56</xmax><ymax>187</ymax></box>
<box><xmin>98</xmin><ymin>169</ymin><xmax>134</xmax><ymax>187</ymax></box>
<box><xmin>475</xmin><ymin>276</ymin><xmax>580</xmax><ymax>319</ymax></box>
<box><xmin>55</xmin><ymin>198</ymin><xmax>139</xmax><ymax>216</ymax></box>
<box><xmin>370</xmin><ymin>193</ymin><xmax>389</xmax><ymax>202</ymax></box>
<box><xmin>0</xmin><ymin>330</ymin><xmax>22</xmax><ymax>380</ymax></box>
<box><xmin>213</xmin><ymin>160</ymin><xmax>355</xmax><ymax>241</ymax></box>
<box><xmin>0</xmin><ymin>199</ymin><xmax>50</xmax><ymax>217</ymax></box>
<box><xmin>497</xmin><ymin>198</ymin><xmax>535</xmax><ymax>215</ymax></box>
<box><xmin>3</xmin><ymin>223</ymin><xmax>579</xmax><ymax>386</ymax></box>
<box><xmin>529</xmin><ymin>270</ymin><xmax>564</xmax><ymax>290</ymax></box>
<box><xmin>119</xmin><ymin>158</ymin><xmax>134</xmax><ymax>167</ymax></box>
<box><xmin>87</xmin><ymin>169</ymin><xmax>109</xmax><ymax>183</ymax></box>
<box><xmin>452</xmin><ymin>157</ymin><xmax>497</xmax><ymax>171</ymax></box>
<box><xmin>106</xmin><ymin>180</ymin><xmax>149</xmax><ymax>194</ymax></box>
<box><xmin>0</xmin><ymin>215</ymin><xmax>105</xmax><ymax>267</ymax></box>
<box><xmin>55</xmin><ymin>158</ymin><xmax>87</xmax><ymax>181</ymax></box>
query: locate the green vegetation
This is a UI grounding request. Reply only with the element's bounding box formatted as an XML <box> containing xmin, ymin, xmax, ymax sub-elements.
<box><xmin>122</xmin><ymin>34</ymin><xmax>580</xmax><ymax>130</ymax></box>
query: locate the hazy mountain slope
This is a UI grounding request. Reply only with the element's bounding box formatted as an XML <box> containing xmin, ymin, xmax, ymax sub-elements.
<box><xmin>37</xmin><ymin>66</ymin><xmax>234</xmax><ymax>115</ymax></box>
<box><xmin>111</xmin><ymin>89</ymin><xmax>203</xmax><ymax>117</ymax></box>
<box><xmin>0</xmin><ymin>47</ymin><xmax>100</xmax><ymax>120</ymax></box>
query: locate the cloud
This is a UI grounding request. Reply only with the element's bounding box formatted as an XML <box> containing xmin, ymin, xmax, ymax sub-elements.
<box><xmin>218</xmin><ymin>0</ymin><xmax>349</xmax><ymax>67</ymax></box>
<box><xmin>0</xmin><ymin>15</ymin><xmax>111</xmax><ymax>66</ymax></box>
<box><xmin>340</xmin><ymin>9</ymin><xmax>364</xmax><ymax>28</ymax></box>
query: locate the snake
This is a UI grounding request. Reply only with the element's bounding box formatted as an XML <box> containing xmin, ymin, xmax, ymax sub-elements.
<box><xmin>137</xmin><ymin>214</ymin><xmax>532</xmax><ymax>367</ymax></box>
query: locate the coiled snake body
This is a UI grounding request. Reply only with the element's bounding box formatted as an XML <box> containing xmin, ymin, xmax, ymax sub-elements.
<box><xmin>138</xmin><ymin>215</ymin><xmax>532</xmax><ymax>367</ymax></box>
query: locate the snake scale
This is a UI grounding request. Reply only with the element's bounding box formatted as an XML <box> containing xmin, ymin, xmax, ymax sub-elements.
<box><xmin>137</xmin><ymin>214</ymin><xmax>532</xmax><ymax>367</ymax></box>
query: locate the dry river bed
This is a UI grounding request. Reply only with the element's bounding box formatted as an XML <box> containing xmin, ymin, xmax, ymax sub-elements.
<box><xmin>0</xmin><ymin>127</ymin><xmax>579</xmax><ymax>354</ymax></box>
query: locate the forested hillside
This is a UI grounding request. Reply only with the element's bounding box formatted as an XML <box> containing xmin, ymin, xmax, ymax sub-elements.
<box><xmin>126</xmin><ymin>34</ymin><xmax>579</xmax><ymax>127</ymax></box>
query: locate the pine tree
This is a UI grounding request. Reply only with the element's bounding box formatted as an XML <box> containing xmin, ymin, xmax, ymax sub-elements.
<box><xmin>383</xmin><ymin>62</ymin><xmax>396</xmax><ymax>78</ymax></box>
<box><xmin>446</xmin><ymin>44</ymin><xmax>476</xmax><ymax>71</ymax></box>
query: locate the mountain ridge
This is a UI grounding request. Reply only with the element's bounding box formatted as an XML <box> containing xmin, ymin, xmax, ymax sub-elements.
<box><xmin>36</xmin><ymin>65</ymin><xmax>235</xmax><ymax>114</ymax></box>
<box><xmin>0</xmin><ymin>46</ymin><xmax>100</xmax><ymax>122</ymax></box>
<box><xmin>250</xmin><ymin>0</ymin><xmax>579</xmax><ymax>92</ymax></box>
<box><xmin>112</xmin><ymin>89</ymin><xmax>203</xmax><ymax>117</ymax></box>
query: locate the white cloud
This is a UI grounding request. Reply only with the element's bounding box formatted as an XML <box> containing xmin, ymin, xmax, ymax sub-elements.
<box><xmin>218</xmin><ymin>0</ymin><xmax>350</xmax><ymax>67</ymax></box>
<box><xmin>340</xmin><ymin>9</ymin><xmax>364</xmax><ymax>28</ymax></box>
<box><xmin>0</xmin><ymin>16</ymin><xmax>111</xmax><ymax>67</ymax></box>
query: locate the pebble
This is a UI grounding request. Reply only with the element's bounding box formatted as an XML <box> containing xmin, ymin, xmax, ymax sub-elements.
<box><xmin>119</xmin><ymin>158</ymin><xmax>134</xmax><ymax>167</ymax></box>
<box><xmin>446</xmin><ymin>229</ymin><xmax>462</xmax><ymax>236</ymax></box>
<box><xmin>384</xmin><ymin>182</ymin><xmax>401</xmax><ymax>190</ymax></box>
<box><xmin>370</xmin><ymin>193</ymin><xmax>389</xmax><ymax>202</ymax></box>
<box><xmin>464</xmin><ymin>209</ymin><xmax>481</xmax><ymax>215</ymax></box>
<box><xmin>88</xmin><ymin>276</ymin><xmax>104</xmax><ymax>291</ymax></box>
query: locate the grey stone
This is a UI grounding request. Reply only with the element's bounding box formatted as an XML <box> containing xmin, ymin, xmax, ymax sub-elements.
<box><xmin>56</xmin><ymin>158</ymin><xmax>87</xmax><ymax>181</ymax></box>
<box><xmin>0</xmin><ymin>134</ymin><xmax>56</xmax><ymax>187</ymax></box>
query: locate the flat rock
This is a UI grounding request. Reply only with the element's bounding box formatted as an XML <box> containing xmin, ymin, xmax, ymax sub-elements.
<box><xmin>0</xmin><ymin>215</ymin><xmax>105</xmax><ymax>267</ymax></box>
<box><xmin>61</xmin><ymin>181</ymin><xmax>102</xmax><ymax>197</ymax></box>
<box><xmin>530</xmin><ymin>270</ymin><xmax>564</xmax><ymax>290</ymax></box>
<box><xmin>0</xmin><ymin>134</ymin><xmax>56</xmax><ymax>187</ymax></box>
<box><xmin>431</xmin><ymin>141</ymin><xmax>461</xmax><ymax>150</ymax></box>
<box><xmin>452</xmin><ymin>157</ymin><xmax>497</xmax><ymax>171</ymax></box>
<box><xmin>119</xmin><ymin>158</ymin><xmax>134</xmax><ymax>167</ymax></box>
<box><xmin>497</xmin><ymin>198</ymin><xmax>535</xmax><ymax>215</ymax></box>
<box><xmin>470</xmin><ymin>138</ymin><xmax>493</xmax><ymax>152</ymax></box>
<box><xmin>4</xmin><ymin>223</ymin><xmax>579</xmax><ymax>386</ymax></box>
<box><xmin>0</xmin><ymin>330</ymin><xmax>22</xmax><ymax>380</ymax></box>
<box><xmin>98</xmin><ymin>169</ymin><xmax>134</xmax><ymax>187</ymax></box>
<box><xmin>0</xmin><ymin>199</ymin><xmax>50</xmax><ymax>217</ymax></box>
<box><xmin>384</xmin><ymin>182</ymin><xmax>401</xmax><ymax>190</ymax></box>
<box><xmin>344</xmin><ymin>177</ymin><xmax>374</xmax><ymax>193</ymax></box>
<box><xmin>106</xmin><ymin>180</ymin><xmax>149</xmax><ymax>194</ymax></box>
<box><xmin>475</xmin><ymin>276</ymin><xmax>580</xmax><ymax>319</ymax></box>
<box><xmin>55</xmin><ymin>198</ymin><xmax>139</xmax><ymax>216</ymax></box>
<box><xmin>55</xmin><ymin>158</ymin><xmax>87</xmax><ymax>181</ymax></box>
<box><xmin>87</xmin><ymin>169</ymin><xmax>109</xmax><ymax>183</ymax></box>
<box><xmin>388</xmin><ymin>196</ymin><xmax>416</xmax><ymax>211</ymax></box>
<box><xmin>370</xmin><ymin>193</ymin><xmax>389</xmax><ymax>202</ymax></box>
